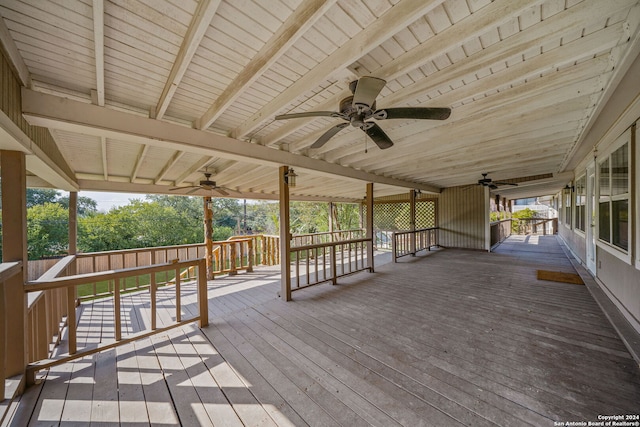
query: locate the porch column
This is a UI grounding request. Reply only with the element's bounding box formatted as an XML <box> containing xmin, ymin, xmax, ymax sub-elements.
<box><xmin>279</xmin><ymin>166</ymin><xmax>292</xmax><ymax>301</ymax></box>
<box><xmin>366</xmin><ymin>183</ymin><xmax>374</xmax><ymax>273</ymax></box>
<box><xmin>328</xmin><ymin>202</ymin><xmax>334</xmax><ymax>233</ymax></box>
<box><xmin>410</xmin><ymin>189</ymin><xmax>416</xmax><ymax>256</ymax></box>
<box><xmin>203</xmin><ymin>196</ymin><xmax>214</xmax><ymax>280</ymax></box>
<box><xmin>68</xmin><ymin>192</ymin><xmax>78</xmax><ymax>276</ymax></box>
<box><xmin>1</xmin><ymin>151</ymin><xmax>28</xmax><ymax>384</ymax></box>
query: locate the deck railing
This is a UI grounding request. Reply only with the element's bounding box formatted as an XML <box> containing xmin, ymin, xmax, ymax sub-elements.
<box><xmin>0</xmin><ymin>261</ymin><xmax>22</xmax><ymax>401</ymax></box>
<box><xmin>291</xmin><ymin>229</ymin><xmax>364</xmax><ymax>247</ymax></box>
<box><xmin>490</xmin><ymin>219</ymin><xmax>512</xmax><ymax>249</ymax></box>
<box><xmin>512</xmin><ymin>218</ymin><xmax>557</xmax><ymax>235</ymax></box>
<box><xmin>26</xmin><ymin>235</ymin><xmax>281</xmax><ymax>302</ymax></box>
<box><xmin>24</xmin><ymin>258</ymin><xmax>208</xmax><ymax>385</ymax></box>
<box><xmin>392</xmin><ymin>227</ymin><xmax>439</xmax><ymax>262</ymax></box>
<box><xmin>290</xmin><ymin>237</ymin><xmax>371</xmax><ymax>291</ymax></box>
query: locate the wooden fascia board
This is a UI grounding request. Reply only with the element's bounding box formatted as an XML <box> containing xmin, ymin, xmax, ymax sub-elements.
<box><xmin>22</xmin><ymin>89</ymin><xmax>440</xmax><ymax>194</ymax></box>
<box><xmin>196</xmin><ymin>0</ymin><xmax>336</xmax><ymax>130</ymax></box>
<box><xmin>231</xmin><ymin>0</ymin><xmax>444</xmax><ymax>139</ymax></box>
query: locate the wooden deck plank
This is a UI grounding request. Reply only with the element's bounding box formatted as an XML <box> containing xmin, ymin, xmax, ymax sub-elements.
<box><xmin>10</xmin><ymin>236</ymin><xmax>640</xmax><ymax>425</ymax></box>
<box><xmin>149</xmin><ymin>331</ymin><xmax>213</xmax><ymax>426</ymax></box>
<box><xmin>116</xmin><ymin>342</ymin><xmax>150</xmax><ymax>425</ymax></box>
<box><xmin>303</xmin><ymin>265</ymin><xmax>640</xmax><ymax>413</ymax></box>
<box><xmin>166</xmin><ymin>328</ymin><xmax>247</xmax><ymax>427</ymax></box>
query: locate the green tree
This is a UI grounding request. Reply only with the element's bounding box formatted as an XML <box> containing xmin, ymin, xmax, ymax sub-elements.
<box><xmin>26</xmin><ymin>188</ymin><xmax>60</xmax><ymax>208</ymax></box>
<box><xmin>27</xmin><ymin>202</ymin><xmax>69</xmax><ymax>259</ymax></box>
<box><xmin>58</xmin><ymin>195</ymin><xmax>98</xmax><ymax>216</ymax></box>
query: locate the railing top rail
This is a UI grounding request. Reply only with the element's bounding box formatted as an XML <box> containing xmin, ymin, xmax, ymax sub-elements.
<box><xmin>26</xmin><ymin>258</ymin><xmax>203</xmax><ymax>292</ymax></box>
<box><xmin>36</xmin><ymin>255</ymin><xmax>75</xmax><ymax>281</ymax></box>
<box><xmin>291</xmin><ymin>237</ymin><xmax>371</xmax><ymax>252</ymax></box>
<box><xmin>292</xmin><ymin>229</ymin><xmax>363</xmax><ymax>238</ymax></box>
<box><xmin>489</xmin><ymin>219</ymin><xmax>513</xmax><ymax>225</ymax></box>
<box><xmin>76</xmin><ymin>243</ymin><xmax>205</xmax><ymax>258</ymax></box>
<box><xmin>393</xmin><ymin>227</ymin><xmax>439</xmax><ymax>236</ymax></box>
<box><xmin>0</xmin><ymin>261</ymin><xmax>22</xmax><ymax>281</ymax></box>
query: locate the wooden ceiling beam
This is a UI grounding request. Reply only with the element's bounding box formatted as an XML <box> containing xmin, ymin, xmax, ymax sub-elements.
<box><xmin>173</xmin><ymin>155</ymin><xmax>214</xmax><ymax>186</ymax></box>
<box><xmin>154</xmin><ymin>0</ymin><xmax>220</xmax><ymax>120</ymax></box>
<box><xmin>195</xmin><ymin>0</ymin><xmax>336</xmax><ymax>130</ymax></box>
<box><xmin>92</xmin><ymin>0</ymin><xmax>105</xmax><ymax>106</ymax></box>
<box><xmin>154</xmin><ymin>150</ymin><xmax>185</xmax><ymax>185</ymax></box>
<box><xmin>130</xmin><ymin>144</ymin><xmax>149</xmax><ymax>183</ymax></box>
<box><xmin>22</xmin><ymin>89</ymin><xmax>441</xmax><ymax>193</ymax></box>
<box><xmin>231</xmin><ymin>0</ymin><xmax>445</xmax><ymax>139</ymax></box>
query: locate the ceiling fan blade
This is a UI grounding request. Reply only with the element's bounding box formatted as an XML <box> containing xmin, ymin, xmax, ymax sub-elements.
<box><xmin>352</xmin><ymin>76</ymin><xmax>386</xmax><ymax>109</ymax></box>
<box><xmin>186</xmin><ymin>187</ymin><xmax>201</xmax><ymax>194</ymax></box>
<box><xmin>363</xmin><ymin>123</ymin><xmax>393</xmax><ymax>149</ymax></box>
<box><xmin>493</xmin><ymin>181</ymin><xmax>519</xmax><ymax>186</ymax></box>
<box><xmin>275</xmin><ymin>111</ymin><xmax>343</xmax><ymax>120</ymax></box>
<box><xmin>169</xmin><ymin>185</ymin><xmax>198</xmax><ymax>191</ymax></box>
<box><xmin>310</xmin><ymin>122</ymin><xmax>349</xmax><ymax>149</ymax></box>
<box><xmin>213</xmin><ymin>187</ymin><xmax>229</xmax><ymax>196</ymax></box>
<box><xmin>489</xmin><ymin>184</ymin><xmax>498</xmax><ymax>190</ymax></box>
<box><xmin>375</xmin><ymin>107</ymin><xmax>451</xmax><ymax>120</ymax></box>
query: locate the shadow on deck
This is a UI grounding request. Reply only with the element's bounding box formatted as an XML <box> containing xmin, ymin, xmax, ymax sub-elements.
<box><xmin>5</xmin><ymin>236</ymin><xmax>640</xmax><ymax>426</ymax></box>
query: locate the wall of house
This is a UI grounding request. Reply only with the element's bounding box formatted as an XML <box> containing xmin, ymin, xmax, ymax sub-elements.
<box><xmin>438</xmin><ymin>185</ymin><xmax>488</xmax><ymax>250</ymax></box>
<box><xmin>559</xmin><ymin>50</ymin><xmax>640</xmax><ymax>334</ymax></box>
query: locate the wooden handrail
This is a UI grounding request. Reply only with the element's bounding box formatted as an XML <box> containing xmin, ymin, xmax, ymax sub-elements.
<box><xmin>0</xmin><ymin>261</ymin><xmax>22</xmax><ymax>400</ymax></box>
<box><xmin>289</xmin><ymin>237</ymin><xmax>372</xmax><ymax>292</ymax></box>
<box><xmin>24</xmin><ymin>258</ymin><xmax>208</xmax><ymax>385</ymax></box>
<box><xmin>392</xmin><ymin>227</ymin><xmax>439</xmax><ymax>262</ymax></box>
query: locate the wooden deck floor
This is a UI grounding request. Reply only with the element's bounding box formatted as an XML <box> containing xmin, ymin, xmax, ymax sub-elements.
<box><xmin>5</xmin><ymin>236</ymin><xmax>640</xmax><ymax>426</ymax></box>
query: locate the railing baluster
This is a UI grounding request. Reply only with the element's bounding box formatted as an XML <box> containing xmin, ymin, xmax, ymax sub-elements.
<box><xmin>114</xmin><ymin>278</ymin><xmax>121</xmax><ymax>341</ymax></box>
<box><xmin>175</xmin><ymin>266</ymin><xmax>181</xmax><ymax>323</ymax></box>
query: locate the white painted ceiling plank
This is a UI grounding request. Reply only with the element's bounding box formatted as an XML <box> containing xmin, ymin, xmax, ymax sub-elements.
<box><xmin>196</xmin><ymin>0</ymin><xmax>337</xmax><ymax>130</ymax></box>
<box><xmin>231</xmin><ymin>0</ymin><xmax>447</xmax><ymax>139</ymax></box>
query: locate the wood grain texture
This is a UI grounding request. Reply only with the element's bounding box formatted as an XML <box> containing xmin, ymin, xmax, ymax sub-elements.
<box><xmin>8</xmin><ymin>237</ymin><xmax>640</xmax><ymax>425</ymax></box>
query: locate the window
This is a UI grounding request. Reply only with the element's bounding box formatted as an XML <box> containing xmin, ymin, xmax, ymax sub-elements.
<box><xmin>598</xmin><ymin>142</ymin><xmax>629</xmax><ymax>251</ymax></box>
<box><xmin>575</xmin><ymin>175</ymin><xmax>586</xmax><ymax>232</ymax></box>
<box><xmin>564</xmin><ymin>184</ymin><xmax>572</xmax><ymax>227</ymax></box>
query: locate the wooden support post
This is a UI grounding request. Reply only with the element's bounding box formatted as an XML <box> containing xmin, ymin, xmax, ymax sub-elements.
<box><xmin>1</xmin><ymin>151</ymin><xmax>28</xmax><ymax>386</ymax></box>
<box><xmin>66</xmin><ymin>286</ymin><xmax>77</xmax><ymax>354</ymax></box>
<box><xmin>0</xmin><ymin>268</ymin><xmax>5</xmax><ymax>397</ymax></box>
<box><xmin>279</xmin><ymin>166</ymin><xmax>292</xmax><ymax>301</ymax></box>
<box><xmin>247</xmin><ymin>239</ymin><xmax>254</xmax><ymax>272</ymax></box>
<box><xmin>328</xmin><ymin>202</ymin><xmax>334</xmax><ymax>235</ymax></box>
<box><xmin>366</xmin><ymin>183</ymin><xmax>374</xmax><ymax>273</ymax></box>
<box><xmin>203</xmin><ymin>196</ymin><xmax>214</xmax><ymax>280</ymax></box>
<box><xmin>198</xmin><ymin>259</ymin><xmax>209</xmax><ymax>327</ymax></box>
<box><xmin>229</xmin><ymin>242</ymin><xmax>237</xmax><ymax>275</ymax></box>
<box><xmin>410</xmin><ymin>189</ymin><xmax>416</xmax><ymax>256</ymax></box>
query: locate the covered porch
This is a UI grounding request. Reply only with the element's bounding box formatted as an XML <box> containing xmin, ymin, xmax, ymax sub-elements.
<box><xmin>5</xmin><ymin>235</ymin><xmax>640</xmax><ymax>426</ymax></box>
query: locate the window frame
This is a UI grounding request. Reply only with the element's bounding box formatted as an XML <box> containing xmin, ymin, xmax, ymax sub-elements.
<box><xmin>596</xmin><ymin>129</ymin><xmax>632</xmax><ymax>264</ymax></box>
<box><xmin>574</xmin><ymin>174</ymin><xmax>586</xmax><ymax>234</ymax></box>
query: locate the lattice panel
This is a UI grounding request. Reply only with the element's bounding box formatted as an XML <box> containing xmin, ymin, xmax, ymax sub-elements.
<box><xmin>363</xmin><ymin>200</ymin><xmax>436</xmax><ymax>231</ymax></box>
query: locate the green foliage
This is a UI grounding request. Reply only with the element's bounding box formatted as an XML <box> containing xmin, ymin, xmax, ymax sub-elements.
<box><xmin>57</xmin><ymin>195</ymin><xmax>98</xmax><ymax>216</ymax></box>
<box><xmin>27</xmin><ymin>202</ymin><xmax>69</xmax><ymax>259</ymax></box>
<box><xmin>512</xmin><ymin>208</ymin><xmax>541</xmax><ymax>219</ymax></box>
<box><xmin>27</xmin><ymin>188</ymin><xmax>60</xmax><ymax>208</ymax></box>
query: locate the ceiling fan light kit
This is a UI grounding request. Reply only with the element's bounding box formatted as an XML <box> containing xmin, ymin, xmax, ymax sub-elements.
<box><xmin>275</xmin><ymin>76</ymin><xmax>451</xmax><ymax>150</ymax></box>
<box><xmin>170</xmin><ymin>172</ymin><xmax>231</xmax><ymax>196</ymax></box>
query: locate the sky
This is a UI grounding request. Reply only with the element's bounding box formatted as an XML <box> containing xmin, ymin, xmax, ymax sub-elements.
<box><xmin>76</xmin><ymin>191</ymin><xmax>145</xmax><ymax>212</ymax></box>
